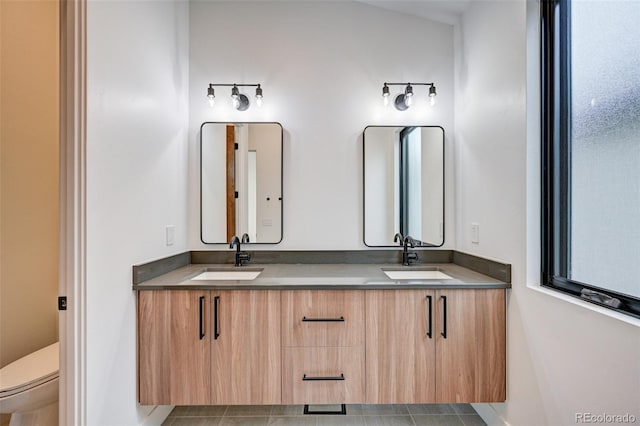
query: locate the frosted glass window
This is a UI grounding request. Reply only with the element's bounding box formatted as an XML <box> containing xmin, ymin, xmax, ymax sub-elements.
<box><xmin>569</xmin><ymin>1</ymin><xmax>640</xmax><ymax>299</ymax></box>
<box><xmin>541</xmin><ymin>0</ymin><xmax>640</xmax><ymax>318</ymax></box>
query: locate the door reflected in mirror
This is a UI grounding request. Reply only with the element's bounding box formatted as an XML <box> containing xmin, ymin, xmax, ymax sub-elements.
<box><xmin>363</xmin><ymin>126</ymin><xmax>444</xmax><ymax>247</ymax></box>
<box><xmin>201</xmin><ymin>122</ymin><xmax>283</xmax><ymax>244</ymax></box>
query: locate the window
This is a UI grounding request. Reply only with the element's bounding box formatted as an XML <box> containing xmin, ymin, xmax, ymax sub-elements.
<box><xmin>541</xmin><ymin>0</ymin><xmax>640</xmax><ymax>318</ymax></box>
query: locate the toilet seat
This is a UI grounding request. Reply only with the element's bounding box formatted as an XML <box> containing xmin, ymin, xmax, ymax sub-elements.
<box><xmin>0</xmin><ymin>343</ymin><xmax>59</xmax><ymax>399</ymax></box>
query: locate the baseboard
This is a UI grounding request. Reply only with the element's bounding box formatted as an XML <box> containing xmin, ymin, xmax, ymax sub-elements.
<box><xmin>472</xmin><ymin>403</ymin><xmax>509</xmax><ymax>426</ymax></box>
<box><xmin>140</xmin><ymin>405</ymin><xmax>174</xmax><ymax>426</ymax></box>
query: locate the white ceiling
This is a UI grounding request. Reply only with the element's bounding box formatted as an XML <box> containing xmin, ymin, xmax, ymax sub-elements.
<box><xmin>357</xmin><ymin>0</ymin><xmax>471</xmax><ymax>25</ymax></box>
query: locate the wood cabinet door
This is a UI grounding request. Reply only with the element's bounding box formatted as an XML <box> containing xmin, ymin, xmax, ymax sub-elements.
<box><xmin>138</xmin><ymin>290</ymin><xmax>211</xmax><ymax>405</ymax></box>
<box><xmin>211</xmin><ymin>290</ymin><xmax>281</xmax><ymax>404</ymax></box>
<box><xmin>365</xmin><ymin>290</ymin><xmax>436</xmax><ymax>403</ymax></box>
<box><xmin>435</xmin><ymin>289</ymin><xmax>506</xmax><ymax>403</ymax></box>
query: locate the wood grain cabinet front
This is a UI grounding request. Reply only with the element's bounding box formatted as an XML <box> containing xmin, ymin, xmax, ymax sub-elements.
<box><xmin>282</xmin><ymin>290</ymin><xmax>365</xmax><ymax>347</ymax></box>
<box><xmin>435</xmin><ymin>288</ymin><xmax>506</xmax><ymax>403</ymax></box>
<box><xmin>138</xmin><ymin>286</ymin><xmax>505</xmax><ymax>406</ymax></box>
<box><xmin>138</xmin><ymin>289</ymin><xmax>281</xmax><ymax>406</ymax></box>
<box><xmin>365</xmin><ymin>290</ymin><xmax>436</xmax><ymax>404</ymax></box>
<box><xmin>211</xmin><ymin>290</ymin><xmax>281</xmax><ymax>405</ymax></box>
<box><xmin>281</xmin><ymin>290</ymin><xmax>365</xmax><ymax>404</ymax></box>
<box><xmin>365</xmin><ymin>289</ymin><xmax>506</xmax><ymax>404</ymax></box>
<box><xmin>138</xmin><ymin>290</ymin><xmax>211</xmax><ymax>405</ymax></box>
<box><xmin>282</xmin><ymin>347</ymin><xmax>364</xmax><ymax>404</ymax></box>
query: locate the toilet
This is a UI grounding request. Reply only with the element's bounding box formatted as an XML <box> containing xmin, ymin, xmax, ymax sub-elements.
<box><xmin>0</xmin><ymin>342</ymin><xmax>59</xmax><ymax>426</ymax></box>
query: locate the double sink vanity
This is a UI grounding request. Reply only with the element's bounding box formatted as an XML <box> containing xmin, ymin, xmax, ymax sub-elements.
<box><xmin>134</xmin><ymin>252</ymin><xmax>509</xmax><ymax>407</ymax></box>
<box><xmin>134</xmin><ymin>122</ymin><xmax>509</xmax><ymax>408</ymax></box>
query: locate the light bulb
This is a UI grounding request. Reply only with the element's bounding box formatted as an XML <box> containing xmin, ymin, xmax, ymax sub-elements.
<box><xmin>255</xmin><ymin>85</ymin><xmax>263</xmax><ymax>108</ymax></box>
<box><xmin>382</xmin><ymin>84</ymin><xmax>390</xmax><ymax>107</ymax></box>
<box><xmin>232</xmin><ymin>97</ymin><xmax>239</xmax><ymax>109</ymax></box>
<box><xmin>405</xmin><ymin>84</ymin><xmax>413</xmax><ymax>106</ymax></box>
<box><xmin>207</xmin><ymin>86</ymin><xmax>215</xmax><ymax>108</ymax></box>
<box><xmin>428</xmin><ymin>85</ymin><xmax>437</xmax><ymax>107</ymax></box>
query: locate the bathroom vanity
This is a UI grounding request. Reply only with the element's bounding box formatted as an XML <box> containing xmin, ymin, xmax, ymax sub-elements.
<box><xmin>134</xmin><ymin>256</ymin><xmax>509</xmax><ymax>406</ymax></box>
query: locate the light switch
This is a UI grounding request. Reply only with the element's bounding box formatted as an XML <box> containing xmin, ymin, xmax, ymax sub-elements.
<box><xmin>166</xmin><ymin>225</ymin><xmax>175</xmax><ymax>246</ymax></box>
<box><xmin>471</xmin><ymin>223</ymin><xmax>480</xmax><ymax>244</ymax></box>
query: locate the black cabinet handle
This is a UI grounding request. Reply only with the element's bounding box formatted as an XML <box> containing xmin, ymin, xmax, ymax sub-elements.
<box><xmin>302</xmin><ymin>373</ymin><xmax>345</xmax><ymax>381</ymax></box>
<box><xmin>302</xmin><ymin>316</ymin><xmax>345</xmax><ymax>322</ymax></box>
<box><xmin>198</xmin><ymin>295</ymin><xmax>205</xmax><ymax>340</ymax></box>
<box><xmin>441</xmin><ymin>295</ymin><xmax>447</xmax><ymax>339</ymax></box>
<box><xmin>426</xmin><ymin>295</ymin><xmax>433</xmax><ymax>339</ymax></box>
<box><xmin>214</xmin><ymin>295</ymin><xmax>220</xmax><ymax>340</ymax></box>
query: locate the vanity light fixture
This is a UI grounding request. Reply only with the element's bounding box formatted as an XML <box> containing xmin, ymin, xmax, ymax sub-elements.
<box><xmin>207</xmin><ymin>83</ymin><xmax>264</xmax><ymax>111</ymax></box>
<box><xmin>381</xmin><ymin>82</ymin><xmax>437</xmax><ymax>111</ymax></box>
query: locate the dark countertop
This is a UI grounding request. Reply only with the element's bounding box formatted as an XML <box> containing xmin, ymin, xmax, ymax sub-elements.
<box><xmin>133</xmin><ymin>262</ymin><xmax>510</xmax><ymax>291</ymax></box>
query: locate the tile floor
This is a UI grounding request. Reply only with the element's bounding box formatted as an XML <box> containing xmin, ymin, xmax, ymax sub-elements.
<box><xmin>163</xmin><ymin>404</ymin><xmax>486</xmax><ymax>425</ymax></box>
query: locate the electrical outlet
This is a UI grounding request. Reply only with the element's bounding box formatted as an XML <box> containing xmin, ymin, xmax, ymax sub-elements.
<box><xmin>166</xmin><ymin>225</ymin><xmax>175</xmax><ymax>246</ymax></box>
<box><xmin>471</xmin><ymin>223</ymin><xmax>480</xmax><ymax>244</ymax></box>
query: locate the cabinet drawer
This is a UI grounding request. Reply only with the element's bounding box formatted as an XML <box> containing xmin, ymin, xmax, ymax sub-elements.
<box><xmin>282</xmin><ymin>347</ymin><xmax>364</xmax><ymax>404</ymax></box>
<box><xmin>282</xmin><ymin>290</ymin><xmax>364</xmax><ymax>347</ymax></box>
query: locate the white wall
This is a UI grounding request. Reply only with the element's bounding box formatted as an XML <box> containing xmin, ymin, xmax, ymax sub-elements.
<box><xmin>455</xmin><ymin>2</ymin><xmax>640</xmax><ymax>425</ymax></box>
<box><xmin>421</xmin><ymin>127</ymin><xmax>444</xmax><ymax>245</ymax></box>
<box><xmin>248</xmin><ymin>124</ymin><xmax>282</xmax><ymax>242</ymax></box>
<box><xmin>86</xmin><ymin>1</ymin><xmax>189</xmax><ymax>424</ymax></box>
<box><xmin>188</xmin><ymin>0</ymin><xmax>455</xmax><ymax>250</ymax></box>
<box><xmin>201</xmin><ymin>123</ymin><xmax>227</xmax><ymax>243</ymax></box>
<box><xmin>363</xmin><ymin>126</ymin><xmax>399</xmax><ymax>245</ymax></box>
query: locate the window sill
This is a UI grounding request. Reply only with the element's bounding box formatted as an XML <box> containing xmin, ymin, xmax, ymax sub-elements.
<box><xmin>526</xmin><ymin>283</ymin><xmax>640</xmax><ymax>327</ymax></box>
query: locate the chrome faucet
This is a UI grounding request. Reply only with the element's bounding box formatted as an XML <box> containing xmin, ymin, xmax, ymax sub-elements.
<box><xmin>229</xmin><ymin>235</ymin><xmax>251</xmax><ymax>267</ymax></box>
<box><xmin>395</xmin><ymin>233</ymin><xmax>418</xmax><ymax>266</ymax></box>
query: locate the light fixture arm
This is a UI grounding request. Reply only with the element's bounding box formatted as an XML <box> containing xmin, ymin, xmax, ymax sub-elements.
<box><xmin>208</xmin><ymin>83</ymin><xmax>262</xmax><ymax>88</ymax></box>
<box><xmin>383</xmin><ymin>82</ymin><xmax>436</xmax><ymax>89</ymax></box>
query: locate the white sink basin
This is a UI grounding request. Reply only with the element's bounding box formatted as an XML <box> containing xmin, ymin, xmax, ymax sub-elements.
<box><xmin>382</xmin><ymin>268</ymin><xmax>453</xmax><ymax>280</ymax></box>
<box><xmin>191</xmin><ymin>268</ymin><xmax>263</xmax><ymax>281</ymax></box>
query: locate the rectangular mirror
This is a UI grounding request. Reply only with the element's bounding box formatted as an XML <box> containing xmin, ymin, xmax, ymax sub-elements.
<box><xmin>363</xmin><ymin>126</ymin><xmax>444</xmax><ymax>247</ymax></box>
<box><xmin>201</xmin><ymin>122</ymin><xmax>283</xmax><ymax>244</ymax></box>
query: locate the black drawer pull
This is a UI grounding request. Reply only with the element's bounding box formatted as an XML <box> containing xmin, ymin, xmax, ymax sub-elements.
<box><xmin>302</xmin><ymin>316</ymin><xmax>345</xmax><ymax>322</ymax></box>
<box><xmin>302</xmin><ymin>373</ymin><xmax>345</xmax><ymax>381</ymax></box>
